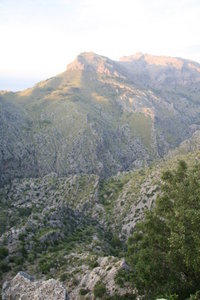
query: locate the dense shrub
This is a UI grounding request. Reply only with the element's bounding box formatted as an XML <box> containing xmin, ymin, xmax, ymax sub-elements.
<box><xmin>79</xmin><ymin>288</ymin><xmax>89</xmax><ymax>295</ymax></box>
<box><xmin>0</xmin><ymin>262</ymin><xmax>10</xmax><ymax>274</ymax></box>
<box><xmin>60</xmin><ymin>273</ymin><xmax>69</xmax><ymax>282</ymax></box>
<box><xmin>93</xmin><ymin>281</ymin><xmax>107</xmax><ymax>298</ymax></box>
<box><xmin>127</xmin><ymin>161</ymin><xmax>200</xmax><ymax>299</ymax></box>
<box><xmin>0</xmin><ymin>247</ymin><xmax>8</xmax><ymax>260</ymax></box>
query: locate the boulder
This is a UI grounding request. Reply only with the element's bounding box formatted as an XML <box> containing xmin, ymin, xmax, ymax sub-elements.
<box><xmin>2</xmin><ymin>272</ymin><xmax>68</xmax><ymax>300</ymax></box>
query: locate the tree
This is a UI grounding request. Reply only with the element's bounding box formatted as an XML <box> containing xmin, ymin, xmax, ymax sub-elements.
<box><xmin>127</xmin><ymin>161</ymin><xmax>200</xmax><ymax>299</ymax></box>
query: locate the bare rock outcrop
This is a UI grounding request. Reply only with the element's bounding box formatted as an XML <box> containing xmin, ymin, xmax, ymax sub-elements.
<box><xmin>2</xmin><ymin>272</ymin><xmax>68</xmax><ymax>300</ymax></box>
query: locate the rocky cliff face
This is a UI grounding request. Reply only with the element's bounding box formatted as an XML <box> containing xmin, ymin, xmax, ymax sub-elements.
<box><xmin>1</xmin><ymin>52</ymin><xmax>200</xmax><ymax>186</ymax></box>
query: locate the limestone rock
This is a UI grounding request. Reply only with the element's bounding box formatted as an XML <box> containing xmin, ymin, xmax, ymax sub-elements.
<box><xmin>69</xmin><ymin>256</ymin><xmax>133</xmax><ymax>299</ymax></box>
<box><xmin>2</xmin><ymin>272</ymin><xmax>68</xmax><ymax>300</ymax></box>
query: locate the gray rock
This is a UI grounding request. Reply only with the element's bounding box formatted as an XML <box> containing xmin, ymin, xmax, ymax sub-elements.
<box><xmin>2</xmin><ymin>272</ymin><xmax>68</xmax><ymax>300</ymax></box>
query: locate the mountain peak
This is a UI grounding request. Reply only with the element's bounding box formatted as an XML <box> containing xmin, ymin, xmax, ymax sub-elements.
<box><xmin>78</xmin><ymin>51</ymin><xmax>102</xmax><ymax>60</ymax></box>
<box><xmin>67</xmin><ymin>52</ymin><xmax>108</xmax><ymax>71</ymax></box>
<box><xmin>66</xmin><ymin>52</ymin><xmax>122</xmax><ymax>77</ymax></box>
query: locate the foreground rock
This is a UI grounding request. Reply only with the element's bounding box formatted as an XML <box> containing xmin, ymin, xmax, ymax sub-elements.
<box><xmin>2</xmin><ymin>272</ymin><xmax>68</xmax><ymax>300</ymax></box>
<box><xmin>69</xmin><ymin>256</ymin><xmax>133</xmax><ymax>299</ymax></box>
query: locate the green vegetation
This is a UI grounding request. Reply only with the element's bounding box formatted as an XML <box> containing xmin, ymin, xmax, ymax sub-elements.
<box><xmin>99</xmin><ymin>177</ymin><xmax>129</xmax><ymax>206</ymax></box>
<box><xmin>79</xmin><ymin>288</ymin><xmax>89</xmax><ymax>296</ymax></box>
<box><xmin>86</xmin><ymin>257</ymin><xmax>99</xmax><ymax>269</ymax></box>
<box><xmin>126</xmin><ymin>161</ymin><xmax>200</xmax><ymax>299</ymax></box>
<box><xmin>0</xmin><ymin>247</ymin><xmax>10</xmax><ymax>277</ymax></box>
<box><xmin>0</xmin><ymin>262</ymin><xmax>10</xmax><ymax>275</ymax></box>
<box><xmin>0</xmin><ymin>247</ymin><xmax>8</xmax><ymax>260</ymax></box>
<box><xmin>120</xmin><ymin>112</ymin><xmax>153</xmax><ymax>150</ymax></box>
<box><xmin>99</xmin><ymin>176</ymin><xmax>130</xmax><ymax>224</ymax></box>
<box><xmin>93</xmin><ymin>281</ymin><xmax>107</xmax><ymax>298</ymax></box>
<box><xmin>0</xmin><ymin>191</ymin><xmax>33</xmax><ymax>235</ymax></box>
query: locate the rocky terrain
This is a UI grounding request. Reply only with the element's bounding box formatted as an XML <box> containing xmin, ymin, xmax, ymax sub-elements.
<box><xmin>1</xmin><ymin>52</ymin><xmax>200</xmax><ymax>186</ymax></box>
<box><xmin>1</xmin><ymin>52</ymin><xmax>200</xmax><ymax>299</ymax></box>
<box><xmin>2</xmin><ymin>272</ymin><xmax>68</xmax><ymax>300</ymax></box>
<box><xmin>1</xmin><ymin>134</ymin><xmax>200</xmax><ymax>298</ymax></box>
<box><xmin>120</xmin><ymin>52</ymin><xmax>200</xmax><ymax>88</ymax></box>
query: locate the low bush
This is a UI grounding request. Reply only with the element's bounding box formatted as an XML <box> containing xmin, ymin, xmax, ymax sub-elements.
<box><xmin>93</xmin><ymin>281</ymin><xmax>106</xmax><ymax>298</ymax></box>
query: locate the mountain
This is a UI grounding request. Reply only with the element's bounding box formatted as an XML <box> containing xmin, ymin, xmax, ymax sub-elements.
<box><xmin>120</xmin><ymin>52</ymin><xmax>200</xmax><ymax>87</ymax></box>
<box><xmin>1</xmin><ymin>52</ymin><xmax>200</xmax><ymax>186</ymax></box>
<box><xmin>1</xmin><ymin>52</ymin><xmax>200</xmax><ymax>299</ymax></box>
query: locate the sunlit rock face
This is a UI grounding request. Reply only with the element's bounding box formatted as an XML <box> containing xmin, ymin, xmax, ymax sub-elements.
<box><xmin>120</xmin><ymin>52</ymin><xmax>200</xmax><ymax>87</ymax></box>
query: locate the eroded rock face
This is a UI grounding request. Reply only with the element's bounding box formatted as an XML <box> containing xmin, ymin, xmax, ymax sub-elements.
<box><xmin>2</xmin><ymin>272</ymin><xmax>68</xmax><ymax>300</ymax></box>
<box><xmin>69</xmin><ymin>256</ymin><xmax>132</xmax><ymax>299</ymax></box>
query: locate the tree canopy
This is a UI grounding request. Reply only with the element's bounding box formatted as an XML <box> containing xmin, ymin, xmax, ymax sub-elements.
<box><xmin>127</xmin><ymin>161</ymin><xmax>200</xmax><ymax>299</ymax></box>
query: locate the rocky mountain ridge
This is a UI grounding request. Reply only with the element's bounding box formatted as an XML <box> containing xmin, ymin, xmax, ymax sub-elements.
<box><xmin>120</xmin><ymin>52</ymin><xmax>200</xmax><ymax>87</ymax></box>
<box><xmin>1</xmin><ymin>52</ymin><xmax>200</xmax><ymax>187</ymax></box>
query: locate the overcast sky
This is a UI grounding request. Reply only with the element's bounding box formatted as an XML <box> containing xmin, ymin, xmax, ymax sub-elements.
<box><xmin>0</xmin><ymin>0</ymin><xmax>200</xmax><ymax>90</ymax></box>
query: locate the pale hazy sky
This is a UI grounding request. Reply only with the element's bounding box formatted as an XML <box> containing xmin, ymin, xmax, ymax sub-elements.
<box><xmin>0</xmin><ymin>0</ymin><xmax>200</xmax><ymax>90</ymax></box>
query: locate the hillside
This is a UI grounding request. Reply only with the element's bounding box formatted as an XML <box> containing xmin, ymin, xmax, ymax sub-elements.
<box><xmin>1</xmin><ymin>129</ymin><xmax>200</xmax><ymax>298</ymax></box>
<box><xmin>1</xmin><ymin>52</ymin><xmax>200</xmax><ymax>186</ymax></box>
<box><xmin>1</xmin><ymin>52</ymin><xmax>200</xmax><ymax>299</ymax></box>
